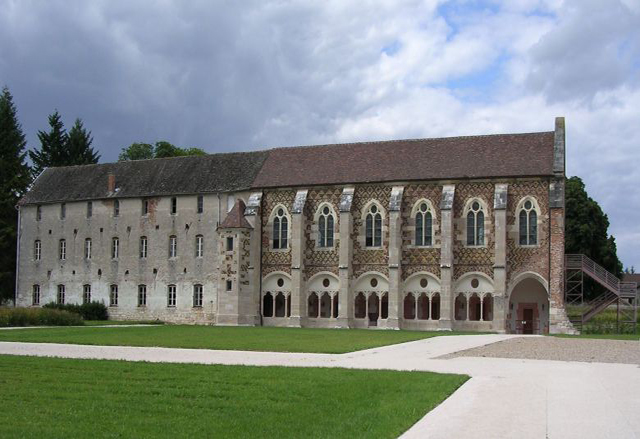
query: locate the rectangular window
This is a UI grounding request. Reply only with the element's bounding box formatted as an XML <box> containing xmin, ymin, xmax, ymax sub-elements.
<box><xmin>109</xmin><ymin>284</ymin><xmax>118</xmax><ymax>307</ymax></box>
<box><xmin>87</xmin><ymin>201</ymin><xmax>92</xmax><ymax>218</ymax></box>
<box><xmin>142</xmin><ymin>199</ymin><xmax>149</xmax><ymax>216</ymax></box>
<box><xmin>196</xmin><ymin>235</ymin><xmax>204</xmax><ymax>258</ymax></box>
<box><xmin>226</xmin><ymin>280</ymin><xmax>232</xmax><ymax>291</ymax></box>
<box><xmin>60</xmin><ymin>203</ymin><xmax>66</xmax><ymax>219</ymax></box>
<box><xmin>140</xmin><ymin>236</ymin><xmax>148</xmax><ymax>258</ymax></box>
<box><xmin>114</xmin><ymin>200</ymin><xmax>120</xmax><ymax>217</ymax></box>
<box><xmin>34</xmin><ymin>240</ymin><xmax>41</xmax><ymax>261</ymax></box>
<box><xmin>197</xmin><ymin>195</ymin><xmax>204</xmax><ymax>214</ymax></box>
<box><xmin>169</xmin><ymin>235</ymin><xmax>177</xmax><ymax>258</ymax></box>
<box><xmin>112</xmin><ymin>237</ymin><xmax>119</xmax><ymax>259</ymax></box>
<box><xmin>57</xmin><ymin>284</ymin><xmax>65</xmax><ymax>304</ymax></box>
<box><xmin>171</xmin><ymin>197</ymin><xmax>177</xmax><ymax>215</ymax></box>
<box><xmin>59</xmin><ymin>239</ymin><xmax>66</xmax><ymax>260</ymax></box>
<box><xmin>138</xmin><ymin>285</ymin><xmax>147</xmax><ymax>307</ymax></box>
<box><xmin>167</xmin><ymin>285</ymin><xmax>177</xmax><ymax>307</ymax></box>
<box><xmin>85</xmin><ymin>238</ymin><xmax>92</xmax><ymax>259</ymax></box>
<box><xmin>193</xmin><ymin>284</ymin><xmax>203</xmax><ymax>307</ymax></box>
<box><xmin>32</xmin><ymin>285</ymin><xmax>40</xmax><ymax>306</ymax></box>
<box><xmin>36</xmin><ymin>205</ymin><xmax>42</xmax><ymax>221</ymax></box>
<box><xmin>226</xmin><ymin>236</ymin><xmax>233</xmax><ymax>252</ymax></box>
<box><xmin>83</xmin><ymin>284</ymin><xmax>91</xmax><ymax>304</ymax></box>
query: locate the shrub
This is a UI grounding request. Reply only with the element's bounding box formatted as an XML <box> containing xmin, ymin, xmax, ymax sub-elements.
<box><xmin>0</xmin><ymin>307</ymin><xmax>83</xmax><ymax>327</ymax></box>
<box><xmin>43</xmin><ymin>301</ymin><xmax>108</xmax><ymax>321</ymax></box>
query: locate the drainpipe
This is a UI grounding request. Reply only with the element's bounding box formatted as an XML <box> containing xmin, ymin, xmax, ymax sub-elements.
<box><xmin>14</xmin><ymin>205</ymin><xmax>21</xmax><ymax>307</ymax></box>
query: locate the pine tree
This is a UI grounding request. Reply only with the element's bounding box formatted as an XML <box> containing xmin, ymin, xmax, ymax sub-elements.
<box><xmin>29</xmin><ymin>111</ymin><xmax>69</xmax><ymax>177</ymax></box>
<box><xmin>0</xmin><ymin>86</ymin><xmax>32</xmax><ymax>303</ymax></box>
<box><xmin>67</xmin><ymin>118</ymin><xmax>100</xmax><ymax>165</ymax></box>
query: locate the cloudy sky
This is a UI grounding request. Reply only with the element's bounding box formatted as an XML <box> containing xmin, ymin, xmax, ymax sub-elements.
<box><xmin>1</xmin><ymin>0</ymin><xmax>638</xmax><ymax>268</ymax></box>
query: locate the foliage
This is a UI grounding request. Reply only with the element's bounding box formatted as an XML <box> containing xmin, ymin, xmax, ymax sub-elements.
<box><xmin>43</xmin><ymin>301</ymin><xmax>108</xmax><ymax>321</ymax></box>
<box><xmin>0</xmin><ymin>87</ymin><xmax>32</xmax><ymax>303</ymax></box>
<box><xmin>119</xmin><ymin>141</ymin><xmax>206</xmax><ymax>161</ymax></box>
<box><xmin>29</xmin><ymin>111</ymin><xmax>100</xmax><ymax>177</ymax></box>
<box><xmin>565</xmin><ymin>176</ymin><xmax>623</xmax><ymax>299</ymax></box>
<box><xmin>0</xmin><ymin>355</ymin><xmax>467</xmax><ymax>439</ymax></box>
<box><xmin>66</xmin><ymin>118</ymin><xmax>100</xmax><ymax>165</ymax></box>
<box><xmin>0</xmin><ymin>307</ymin><xmax>83</xmax><ymax>327</ymax></box>
<box><xmin>0</xmin><ymin>325</ymin><xmax>485</xmax><ymax>353</ymax></box>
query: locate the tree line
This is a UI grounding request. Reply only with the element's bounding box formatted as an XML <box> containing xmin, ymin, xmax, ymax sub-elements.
<box><xmin>0</xmin><ymin>85</ymin><xmax>630</xmax><ymax>303</ymax></box>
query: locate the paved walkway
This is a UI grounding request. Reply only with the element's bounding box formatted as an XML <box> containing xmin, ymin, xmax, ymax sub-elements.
<box><xmin>1</xmin><ymin>334</ymin><xmax>638</xmax><ymax>439</ymax></box>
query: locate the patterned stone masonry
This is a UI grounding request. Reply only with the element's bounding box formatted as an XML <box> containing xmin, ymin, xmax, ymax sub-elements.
<box><xmin>261</xmin><ymin>189</ymin><xmax>296</xmax><ymax>274</ymax></box>
<box><xmin>303</xmin><ymin>187</ymin><xmax>341</xmax><ymax>281</ymax></box>
<box><xmin>401</xmin><ymin>183</ymin><xmax>442</xmax><ymax>280</ymax></box>
<box><xmin>351</xmin><ymin>185</ymin><xmax>392</xmax><ymax>279</ymax></box>
<box><xmin>453</xmin><ymin>181</ymin><xmax>495</xmax><ymax>280</ymax></box>
<box><xmin>506</xmin><ymin>179</ymin><xmax>550</xmax><ymax>284</ymax></box>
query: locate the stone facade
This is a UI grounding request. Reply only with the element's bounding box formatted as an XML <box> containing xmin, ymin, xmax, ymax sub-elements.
<box><xmin>15</xmin><ymin>118</ymin><xmax>572</xmax><ymax>334</ymax></box>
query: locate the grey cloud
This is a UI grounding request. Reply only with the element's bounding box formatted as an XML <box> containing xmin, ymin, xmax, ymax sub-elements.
<box><xmin>526</xmin><ymin>0</ymin><xmax>640</xmax><ymax>103</ymax></box>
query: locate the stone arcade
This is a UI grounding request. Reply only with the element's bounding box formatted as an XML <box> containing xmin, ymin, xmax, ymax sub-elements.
<box><xmin>15</xmin><ymin>118</ymin><xmax>573</xmax><ymax>334</ymax></box>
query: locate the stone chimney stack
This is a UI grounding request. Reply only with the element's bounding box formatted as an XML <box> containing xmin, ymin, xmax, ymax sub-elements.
<box><xmin>108</xmin><ymin>174</ymin><xmax>116</xmax><ymax>193</ymax></box>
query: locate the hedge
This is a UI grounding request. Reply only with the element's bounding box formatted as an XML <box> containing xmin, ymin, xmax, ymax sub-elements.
<box><xmin>43</xmin><ymin>301</ymin><xmax>109</xmax><ymax>321</ymax></box>
<box><xmin>0</xmin><ymin>307</ymin><xmax>84</xmax><ymax>327</ymax></box>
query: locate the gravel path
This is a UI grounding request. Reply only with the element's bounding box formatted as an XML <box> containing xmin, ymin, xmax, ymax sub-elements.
<box><xmin>441</xmin><ymin>336</ymin><xmax>640</xmax><ymax>364</ymax></box>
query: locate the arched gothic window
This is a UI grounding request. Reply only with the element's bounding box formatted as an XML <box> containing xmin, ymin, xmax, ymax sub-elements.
<box><xmin>365</xmin><ymin>204</ymin><xmax>382</xmax><ymax>247</ymax></box>
<box><xmin>318</xmin><ymin>205</ymin><xmax>335</xmax><ymax>248</ymax></box>
<box><xmin>466</xmin><ymin>200</ymin><xmax>485</xmax><ymax>246</ymax></box>
<box><xmin>272</xmin><ymin>207</ymin><xmax>288</xmax><ymax>249</ymax></box>
<box><xmin>519</xmin><ymin>199</ymin><xmax>538</xmax><ymax>245</ymax></box>
<box><xmin>415</xmin><ymin>202</ymin><xmax>433</xmax><ymax>246</ymax></box>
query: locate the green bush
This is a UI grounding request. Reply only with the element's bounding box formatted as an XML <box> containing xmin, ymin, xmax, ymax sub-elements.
<box><xmin>0</xmin><ymin>307</ymin><xmax>84</xmax><ymax>327</ymax></box>
<box><xmin>43</xmin><ymin>301</ymin><xmax>108</xmax><ymax>321</ymax></box>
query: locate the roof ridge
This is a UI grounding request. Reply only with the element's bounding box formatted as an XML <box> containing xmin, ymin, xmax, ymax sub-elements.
<box><xmin>263</xmin><ymin>131</ymin><xmax>554</xmax><ymax>152</ymax></box>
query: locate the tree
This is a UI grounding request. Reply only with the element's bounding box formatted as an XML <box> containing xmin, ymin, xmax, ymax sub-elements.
<box><xmin>118</xmin><ymin>141</ymin><xmax>206</xmax><ymax>161</ymax></box>
<box><xmin>29</xmin><ymin>112</ymin><xmax>99</xmax><ymax>176</ymax></box>
<box><xmin>118</xmin><ymin>143</ymin><xmax>154</xmax><ymax>161</ymax></box>
<box><xmin>565</xmin><ymin>176</ymin><xmax>623</xmax><ymax>278</ymax></box>
<box><xmin>0</xmin><ymin>86</ymin><xmax>32</xmax><ymax>303</ymax></box>
<box><xmin>66</xmin><ymin>119</ymin><xmax>100</xmax><ymax>165</ymax></box>
<box><xmin>29</xmin><ymin>111</ymin><xmax>68</xmax><ymax>177</ymax></box>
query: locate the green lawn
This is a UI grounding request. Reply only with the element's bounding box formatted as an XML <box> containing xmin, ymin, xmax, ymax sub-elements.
<box><xmin>83</xmin><ymin>320</ymin><xmax>165</xmax><ymax>326</ymax></box>
<box><xmin>0</xmin><ymin>325</ymin><xmax>476</xmax><ymax>353</ymax></box>
<box><xmin>0</xmin><ymin>355</ymin><xmax>468</xmax><ymax>439</ymax></box>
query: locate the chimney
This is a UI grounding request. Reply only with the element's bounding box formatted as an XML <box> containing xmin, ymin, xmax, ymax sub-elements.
<box><xmin>108</xmin><ymin>174</ymin><xmax>116</xmax><ymax>193</ymax></box>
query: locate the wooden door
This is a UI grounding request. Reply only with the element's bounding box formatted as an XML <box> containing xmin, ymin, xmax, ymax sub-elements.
<box><xmin>523</xmin><ymin>308</ymin><xmax>534</xmax><ymax>334</ymax></box>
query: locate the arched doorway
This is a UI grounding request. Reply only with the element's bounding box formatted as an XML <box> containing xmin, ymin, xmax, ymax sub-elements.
<box><xmin>508</xmin><ymin>276</ymin><xmax>549</xmax><ymax>334</ymax></box>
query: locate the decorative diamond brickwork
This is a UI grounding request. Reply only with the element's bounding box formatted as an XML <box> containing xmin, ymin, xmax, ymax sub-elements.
<box><xmin>261</xmin><ymin>189</ymin><xmax>295</xmax><ymax>269</ymax></box>
<box><xmin>507</xmin><ymin>180</ymin><xmax>550</xmax><ymax>284</ymax></box>
<box><xmin>351</xmin><ymin>185</ymin><xmax>391</xmax><ymax>277</ymax></box>
<box><xmin>453</xmin><ymin>182</ymin><xmax>495</xmax><ymax>281</ymax></box>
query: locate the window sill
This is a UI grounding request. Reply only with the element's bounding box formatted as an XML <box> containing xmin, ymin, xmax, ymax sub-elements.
<box><xmin>269</xmin><ymin>248</ymin><xmax>290</xmax><ymax>253</ymax></box>
<box><xmin>464</xmin><ymin>245</ymin><xmax>487</xmax><ymax>249</ymax></box>
<box><xmin>363</xmin><ymin>246</ymin><xmax>384</xmax><ymax>250</ymax></box>
<box><xmin>192</xmin><ymin>306</ymin><xmax>203</xmax><ymax>309</ymax></box>
<box><xmin>314</xmin><ymin>246</ymin><xmax>336</xmax><ymax>252</ymax></box>
<box><xmin>518</xmin><ymin>244</ymin><xmax>540</xmax><ymax>249</ymax></box>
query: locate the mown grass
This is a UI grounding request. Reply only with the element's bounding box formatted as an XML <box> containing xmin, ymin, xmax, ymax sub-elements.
<box><xmin>0</xmin><ymin>325</ymin><xmax>478</xmax><ymax>353</ymax></box>
<box><xmin>0</xmin><ymin>355</ymin><xmax>468</xmax><ymax>439</ymax></box>
<box><xmin>83</xmin><ymin>320</ymin><xmax>165</xmax><ymax>326</ymax></box>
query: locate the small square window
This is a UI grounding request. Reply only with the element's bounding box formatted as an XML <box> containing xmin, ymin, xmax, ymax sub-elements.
<box><xmin>226</xmin><ymin>237</ymin><xmax>233</xmax><ymax>252</ymax></box>
<box><xmin>226</xmin><ymin>280</ymin><xmax>232</xmax><ymax>291</ymax></box>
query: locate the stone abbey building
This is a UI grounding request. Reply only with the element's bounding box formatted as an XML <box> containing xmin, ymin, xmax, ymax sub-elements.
<box><xmin>15</xmin><ymin>118</ymin><xmax>572</xmax><ymax>334</ymax></box>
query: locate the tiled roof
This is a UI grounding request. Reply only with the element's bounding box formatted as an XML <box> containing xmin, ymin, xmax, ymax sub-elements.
<box><xmin>219</xmin><ymin>199</ymin><xmax>252</xmax><ymax>229</ymax></box>
<box><xmin>20</xmin><ymin>151</ymin><xmax>268</xmax><ymax>205</ymax></box>
<box><xmin>252</xmin><ymin>132</ymin><xmax>556</xmax><ymax>188</ymax></box>
<box><xmin>622</xmin><ymin>274</ymin><xmax>640</xmax><ymax>285</ymax></box>
<box><xmin>20</xmin><ymin>130</ymin><xmax>558</xmax><ymax>205</ymax></box>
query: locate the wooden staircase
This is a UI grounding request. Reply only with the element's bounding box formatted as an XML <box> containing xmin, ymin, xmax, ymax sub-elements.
<box><xmin>565</xmin><ymin>254</ymin><xmax>638</xmax><ymax>332</ymax></box>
